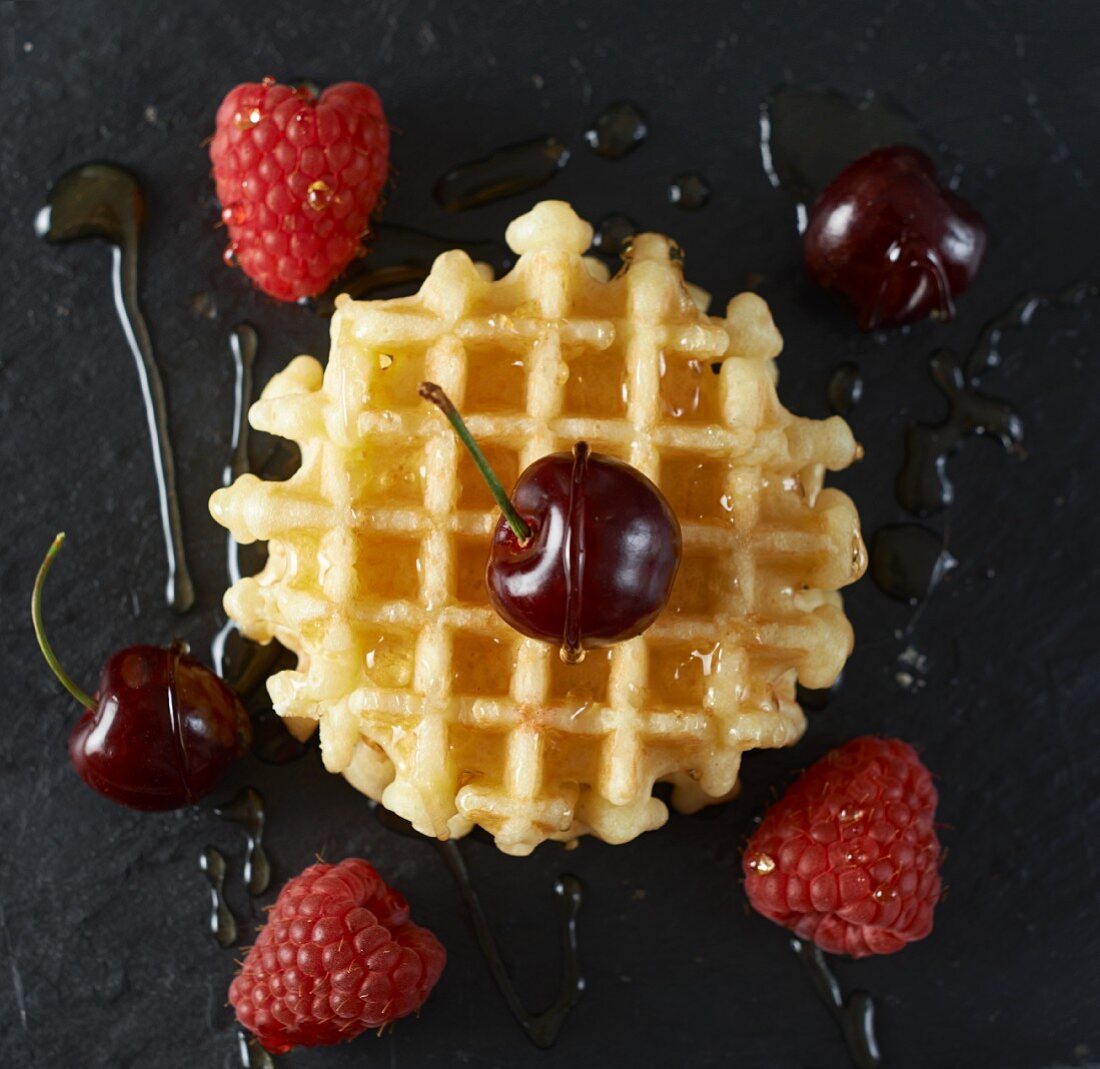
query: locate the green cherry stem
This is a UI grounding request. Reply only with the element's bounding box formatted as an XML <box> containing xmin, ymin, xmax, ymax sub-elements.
<box><xmin>419</xmin><ymin>382</ymin><xmax>532</xmax><ymax>543</ymax></box>
<box><xmin>32</xmin><ymin>533</ymin><xmax>95</xmax><ymax>709</ymax></box>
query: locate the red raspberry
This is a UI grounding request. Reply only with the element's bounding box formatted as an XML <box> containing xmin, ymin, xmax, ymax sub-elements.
<box><xmin>743</xmin><ymin>737</ymin><xmax>942</xmax><ymax>958</ymax></box>
<box><xmin>229</xmin><ymin>858</ymin><xmax>445</xmax><ymax>1053</ymax></box>
<box><xmin>210</xmin><ymin>77</ymin><xmax>389</xmax><ymax>302</ymax></box>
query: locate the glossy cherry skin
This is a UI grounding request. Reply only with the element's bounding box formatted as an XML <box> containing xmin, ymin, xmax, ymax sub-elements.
<box><xmin>803</xmin><ymin>145</ymin><xmax>987</xmax><ymax>329</ymax></box>
<box><xmin>69</xmin><ymin>644</ymin><xmax>251</xmax><ymax>810</ymax></box>
<box><xmin>486</xmin><ymin>445</ymin><xmax>682</xmax><ymax>659</ymax></box>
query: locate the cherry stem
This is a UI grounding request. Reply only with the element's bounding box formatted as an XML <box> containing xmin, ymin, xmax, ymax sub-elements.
<box><xmin>31</xmin><ymin>533</ymin><xmax>95</xmax><ymax>710</ymax></box>
<box><xmin>419</xmin><ymin>382</ymin><xmax>532</xmax><ymax>543</ymax></box>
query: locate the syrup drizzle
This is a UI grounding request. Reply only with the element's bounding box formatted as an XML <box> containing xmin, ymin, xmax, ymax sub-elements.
<box><xmin>36</xmin><ymin>162</ymin><xmax>194</xmax><ymax>612</ymax></box>
<box><xmin>313</xmin><ymin>223</ymin><xmax>512</xmax><ymax>314</ymax></box>
<box><xmin>199</xmin><ymin>846</ymin><xmax>237</xmax><ymax>947</ymax></box>
<box><xmin>585</xmin><ymin>101</ymin><xmax>648</xmax><ymax>159</ymax></box>
<box><xmin>375</xmin><ymin>806</ymin><xmax>585</xmax><ymax>1048</ymax></box>
<box><xmin>668</xmin><ymin>171</ymin><xmax>711</xmax><ymax>210</ymax></box>
<box><xmin>828</xmin><ymin>361</ymin><xmax>864</xmax><ymax>417</ymax></box>
<box><xmin>208</xmin><ymin>326</ymin><xmax>309</xmax><ymax>766</ymax></box>
<box><xmin>790</xmin><ymin>937</ymin><xmax>882</xmax><ymax>1069</ymax></box>
<box><xmin>215</xmin><ymin>787</ymin><xmax>271</xmax><ymax>896</ymax></box>
<box><xmin>871</xmin><ymin>524</ymin><xmax>957</xmax><ymax>605</ymax></box>
<box><xmin>434</xmin><ymin>138</ymin><xmax>570</xmax><ymax>212</ymax></box>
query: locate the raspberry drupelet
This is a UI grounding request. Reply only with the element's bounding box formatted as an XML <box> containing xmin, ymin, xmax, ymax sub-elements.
<box><xmin>743</xmin><ymin>737</ymin><xmax>942</xmax><ymax>958</ymax></box>
<box><xmin>230</xmin><ymin>858</ymin><xmax>446</xmax><ymax>1052</ymax></box>
<box><xmin>210</xmin><ymin>78</ymin><xmax>389</xmax><ymax>301</ymax></box>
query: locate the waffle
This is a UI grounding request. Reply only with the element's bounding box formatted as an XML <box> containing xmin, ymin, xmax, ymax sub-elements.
<box><xmin>210</xmin><ymin>201</ymin><xmax>866</xmax><ymax>856</ymax></box>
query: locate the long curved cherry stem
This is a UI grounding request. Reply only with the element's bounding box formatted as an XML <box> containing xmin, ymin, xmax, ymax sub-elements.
<box><xmin>418</xmin><ymin>381</ymin><xmax>532</xmax><ymax>543</ymax></box>
<box><xmin>31</xmin><ymin>533</ymin><xmax>95</xmax><ymax>709</ymax></box>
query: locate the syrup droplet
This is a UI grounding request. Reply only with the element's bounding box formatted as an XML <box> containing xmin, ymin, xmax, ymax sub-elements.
<box><xmin>592</xmin><ymin>213</ymin><xmax>636</xmax><ymax>258</ymax></box>
<box><xmin>760</xmin><ymin>85</ymin><xmax>941</xmax><ymax>206</ymax></box>
<box><xmin>434</xmin><ymin>137</ymin><xmax>570</xmax><ymax>212</ymax></box>
<box><xmin>215</xmin><ymin>786</ymin><xmax>270</xmax><ymax>896</ymax></box>
<box><xmin>223</xmin><ymin>243</ymin><xmax>239</xmax><ymax>268</ymax></box>
<box><xmin>747</xmin><ymin>852</ymin><xmax>776</xmax><ymax>874</ymax></box>
<box><xmin>237</xmin><ymin>1030</ymin><xmax>275</xmax><ymax>1069</ymax></box>
<box><xmin>233</xmin><ymin>107</ymin><xmax>262</xmax><ymax>130</ymax></box>
<box><xmin>871</xmin><ymin>523</ymin><xmax>957</xmax><ymax>605</ymax></box>
<box><xmin>199</xmin><ymin>846</ymin><xmax>237</xmax><ymax>947</ymax></box>
<box><xmin>790</xmin><ymin>936</ymin><xmax>883</xmax><ymax>1069</ymax></box>
<box><xmin>306</xmin><ymin>179</ymin><xmax>332</xmax><ymax>211</ymax></box>
<box><xmin>375</xmin><ymin>806</ymin><xmax>585</xmax><ymax>1049</ymax></box>
<box><xmin>221</xmin><ymin>203</ymin><xmax>248</xmax><ymax>227</ymax></box>
<box><xmin>36</xmin><ymin>162</ymin><xmax>195</xmax><ymax>613</ymax></box>
<box><xmin>827</xmin><ymin>361</ymin><xmax>864</xmax><ymax>416</ymax></box>
<box><xmin>585</xmin><ymin>100</ymin><xmax>648</xmax><ymax>159</ymax></box>
<box><xmin>797</xmin><ymin>670</ymin><xmax>844</xmax><ymax>710</ymax></box>
<box><xmin>668</xmin><ymin>171</ymin><xmax>711</xmax><ymax>210</ymax></box>
<box><xmin>838</xmin><ymin>806</ymin><xmax>866</xmax><ymax>823</ymax></box>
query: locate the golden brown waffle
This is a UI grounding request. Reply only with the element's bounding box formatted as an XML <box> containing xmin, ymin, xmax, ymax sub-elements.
<box><xmin>210</xmin><ymin>201</ymin><xmax>866</xmax><ymax>856</ymax></box>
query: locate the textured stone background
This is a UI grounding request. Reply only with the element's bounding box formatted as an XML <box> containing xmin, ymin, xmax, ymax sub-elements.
<box><xmin>1</xmin><ymin>1</ymin><xmax>1098</xmax><ymax>1066</ymax></box>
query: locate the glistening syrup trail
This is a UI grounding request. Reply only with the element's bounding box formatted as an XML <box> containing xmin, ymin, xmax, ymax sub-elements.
<box><xmin>899</xmin><ymin>284</ymin><xmax>1097</xmax><ymax>516</ymax></box>
<box><xmin>199</xmin><ymin>846</ymin><xmax>238</xmax><ymax>948</ymax></box>
<box><xmin>790</xmin><ymin>937</ymin><xmax>882</xmax><ymax>1069</ymax></box>
<box><xmin>36</xmin><ymin>162</ymin><xmax>194</xmax><ymax>613</ymax></box>
<box><xmin>216</xmin><ymin>787</ymin><xmax>271</xmax><ymax>896</ymax></box>
<box><xmin>434</xmin><ymin>138</ymin><xmax>570</xmax><ymax>212</ymax></box>
<box><xmin>211</xmin><ymin>324</ymin><xmax>257</xmax><ymax>678</ymax></box>
<box><xmin>436</xmin><ymin>842</ymin><xmax>585</xmax><ymax>1049</ymax></box>
<box><xmin>374</xmin><ymin>806</ymin><xmax>585</xmax><ymax>1048</ymax></box>
<box><xmin>210</xmin><ymin>326</ymin><xmax>309</xmax><ymax>766</ymax></box>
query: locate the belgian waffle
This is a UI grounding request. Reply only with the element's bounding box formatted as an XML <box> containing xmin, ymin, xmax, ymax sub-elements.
<box><xmin>210</xmin><ymin>201</ymin><xmax>866</xmax><ymax>855</ymax></box>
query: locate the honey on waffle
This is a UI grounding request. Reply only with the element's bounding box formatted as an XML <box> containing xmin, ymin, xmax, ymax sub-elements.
<box><xmin>210</xmin><ymin>201</ymin><xmax>866</xmax><ymax>856</ymax></box>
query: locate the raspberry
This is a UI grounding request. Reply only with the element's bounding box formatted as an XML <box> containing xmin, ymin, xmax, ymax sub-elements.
<box><xmin>743</xmin><ymin>737</ymin><xmax>942</xmax><ymax>958</ymax></box>
<box><xmin>210</xmin><ymin>78</ymin><xmax>389</xmax><ymax>301</ymax></box>
<box><xmin>229</xmin><ymin>858</ymin><xmax>445</xmax><ymax>1053</ymax></box>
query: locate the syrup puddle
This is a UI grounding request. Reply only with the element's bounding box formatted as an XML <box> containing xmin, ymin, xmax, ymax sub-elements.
<box><xmin>790</xmin><ymin>937</ymin><xmax>882</xmax><ymax>1069</ymax></box>
<box><xmin>313</xmin><ymin>223</ymin><xmax>511</xmax><ymax>313</ymax></box>
<box><xmin>434</xmin><ymin>138</ymin><xmax>570</xmax><ymax>212</ymax></box>
<box><xmin>216</xmin><ymin>786</ymin><xmax>271</xmax><ymax>896</ymax></box>
<box><xmin>871</xmin><ymin>523</ymin><xmax>957</xmax><ymax>605</ymax></box>
<box><xmin>36</xmin><ymin>162</ymin><xmax>194</xmax><ymax>611</ymax></box>
<box><xmin>199</xmin><ymin>846</ymin><xmax>237</xmax><ymax>947</ymax></box>
<box><xmin>760</xmin><ymin>85</ymin><xmax>944</xmax><ymax>232</ymax></box>
<box><xmin>896</xmin><ymin>347</ymin><xmax>1023</xmax><ymax>515</ymax></box>
<box><xmin>376</xmin><ymin>807</ymin><xmax>585</xmax><ymax>1048</ymax></box>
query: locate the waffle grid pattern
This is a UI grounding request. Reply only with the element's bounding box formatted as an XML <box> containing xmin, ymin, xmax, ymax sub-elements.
<box><xmin>211</xmin><ymin>201</ymin><xmax>866</xmax><ymax>855</ymax></box>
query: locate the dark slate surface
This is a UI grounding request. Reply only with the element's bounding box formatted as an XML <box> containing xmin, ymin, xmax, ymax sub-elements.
<box><xmin>1</xmin><ymin>2</ymin><xmax>1098</xmax><ymax>1067</ymax></box>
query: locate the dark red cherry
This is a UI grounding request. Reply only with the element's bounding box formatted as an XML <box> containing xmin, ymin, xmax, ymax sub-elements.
<box><xmin>803</xmin><ymin>145</ymin><xmax>987</xmax><ymax>329</ymax></box>
<box><xmin>32</xmin><ymin>534</ymin><xmax>251</xmax><ymax>810</ymax></box>
<box><xmin>487</xmin><ymin>443</ymin><xmax>681</xmax><ymax>659</ymax></box>
<box><xmin>419</xmin><ymin>384</ymin><xmax>681</xmax><ymax>660</ymax></box>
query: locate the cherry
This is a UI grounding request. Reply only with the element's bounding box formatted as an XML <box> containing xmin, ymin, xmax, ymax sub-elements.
<box><xmin>32</xmin><ymin>534</ymin><xmax>251</xmax><ymax>810</ymax></box>
<box><xmin>419</xmin><ymin>384</ymin><xmax>681</xmax><ymax>661</ymax></box>
<box><xmin>802</xmin><ymin>145</ymin><xmax>987</xmax><ymax>330</ymax></box>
